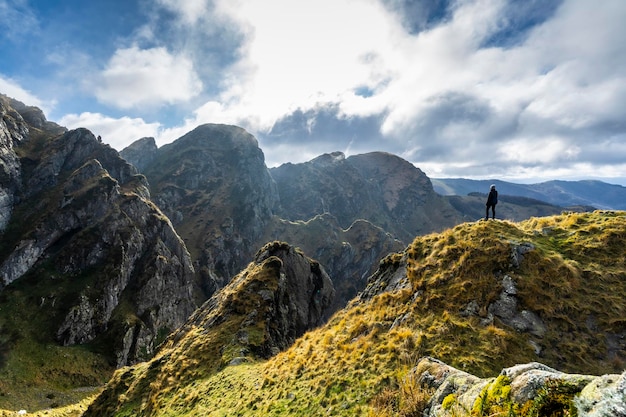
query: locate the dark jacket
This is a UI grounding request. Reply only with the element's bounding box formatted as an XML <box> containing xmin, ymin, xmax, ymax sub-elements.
<box><xmin>487</xmin><ymin>189</ymin><xmax>498</xmax><ymax>206</ymax></box>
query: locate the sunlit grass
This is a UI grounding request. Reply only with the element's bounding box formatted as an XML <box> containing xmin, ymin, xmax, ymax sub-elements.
<box><xmin>69</xmin><ymin>211</ymin><xmax>626</xmax><ymax>415</ymax></box>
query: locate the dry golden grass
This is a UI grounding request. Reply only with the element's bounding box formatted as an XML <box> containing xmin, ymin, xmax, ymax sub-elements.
<box><xmin>82</xmin><ymin>211</ymin><xmax>625</xmax><ymax>416</ymax></box>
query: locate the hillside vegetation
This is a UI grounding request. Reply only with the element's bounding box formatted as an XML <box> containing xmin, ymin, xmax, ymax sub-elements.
<box><xmin>62</xmin><ymin>210</ymin><xmax>625</xmax><ymax>417</ymax></box>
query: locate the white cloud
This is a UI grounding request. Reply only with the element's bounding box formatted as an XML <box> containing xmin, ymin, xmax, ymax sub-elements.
<box><xmin>59</xmin><ymin>112</ymin><xmax>161</xmax><ymax>150</ymax></box>
<box><xmin>211</xmin><ymin>0</ymin><xmax>401</xmax><ymax>128</ymax></box>
<box><xmin>94</xmin><ymin>46</ymin><xmax>203</xmax><ymax>109</ymax></box>
<box><xmin>496</xmin><ymin>136</ymin><xmax>579</xmax><ymax>165</ymax></box>
<box><xmin>0</xmin><ymin>75</ymin><xmax>51</xmax><ymax>112</ymax></box>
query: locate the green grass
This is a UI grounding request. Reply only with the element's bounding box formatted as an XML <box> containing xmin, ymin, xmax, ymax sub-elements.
<box><xmin>0</xmin><ymin>265</ymin><xmax>113</xmax><ymax>411</ymax></box>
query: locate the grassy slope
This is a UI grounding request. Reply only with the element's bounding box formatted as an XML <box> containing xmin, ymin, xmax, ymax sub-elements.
<box><xmin>74</xmin><ymin>210</ymin><xmax>625</xmax><ymax>417</ymax></box>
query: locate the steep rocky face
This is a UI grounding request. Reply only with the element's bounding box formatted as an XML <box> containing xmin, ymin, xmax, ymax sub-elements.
<box><xmin>120</xmin><ymin>136</ymin><xmax>158</xmax><ymax>172</ymax></box>
<box><xmin>0</xmin><ymin>97</ymin><xmax>23</xmax><ymax>231</ymax></box>
<box><xmin>0</xmin><ymin>101</ymin><xmax>200</xmax><ymax>366</ymax></box>
<box><xmin>84</xmin><ymin>241</ymin><xmax>335</xmax><ymax>416</ymax></box>
<box><xmin>270</xmin><ymin>151</ymin><xmax>462</xmax><ymax>243</ymax></box>
<box><xmin>172</xmin><ymin>241</ymin><xmax>336</xmax><ymax>358</ymax></box>
<box><xmin>142</xmin><ymin>124</ymin><xmax>280</xmax><ymax>292</ymax></box>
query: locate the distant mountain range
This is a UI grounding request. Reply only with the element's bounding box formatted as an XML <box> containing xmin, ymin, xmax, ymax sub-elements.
<box><xmin>432</xmin><ymin>178</ymin><xmax>626</xmax><ymax>210</ymax></box>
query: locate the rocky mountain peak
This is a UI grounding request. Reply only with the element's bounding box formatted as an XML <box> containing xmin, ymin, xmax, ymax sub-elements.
<box><xmin>0</xmin><ymin>94</ymin><xmax>64</xmax><ymax>134</ymax></box>
<box><xmin>310</xmin><ymin>151</ymin><xmax>346</xmax><ymax>167</ymax></box>
<box><xmin>180</xmin><ymin>123</ymin><xmax>261</xmax><ymax>149</ymax></box>
<box><xmin>141</xmin><ymin>123</ymin><xmax>280</xmax><ymax>289</ymax></box>
<box><xmin>84</xmin><ymin>242</ymin><xmax>335</xmax><ymax>415</ymax></box>
<box><xmin>120</xmin><ymin>136</ymin><xmax>158</xmax><ymax>171</ymax></box>
<box><xmin>25</xmin><ymin>127</ymin><xmax>141</xmax><ymax>198</ymax></box>
<box><xmin>270</xmin><ymin>150</ymin><xmax>461</xmax><ymax>243</ymax></box>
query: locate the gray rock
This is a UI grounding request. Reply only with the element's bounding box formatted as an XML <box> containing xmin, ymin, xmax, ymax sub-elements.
<box><xmin>510</xmin><ymin>241</ymin><xmax>535</xmax><ymax>268</ymax></box>
<box><xmin>576</xmin><ymin>371</ymin><xmax>626</xmax><ymax>417</ymax></box>
<box><xmin>0</xmin><ymin>95</ymin><xmax>25</xmax><ymax>231</ymax></box>
<box><xmin>488</xmin><ymin>273</ymin><xmax>547</xmax><ymax>337</ymax></box>
<box><xmin>413</xmin><ymin>357</ymin><xmax>624</xmax><ymax>417</ymax></box>
<box><xmin>120</xmin><ymin>137</ymin><xmax>158</xmax><ymax>172</ymax></box>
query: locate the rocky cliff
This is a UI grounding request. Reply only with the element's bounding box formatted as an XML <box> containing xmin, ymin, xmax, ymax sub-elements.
<box><xmin>0</xmin><ymin>94</ymin><xmax>65</xmax><ymax>232</ymax></box>
<box><xmin>137</xmin><ymin>124</ymin><xmax>280</xmax><ymax>293</ymax></box>
<box><xmin>0</xmin><ymin>97</ymin><xmax>200</xmax><ymax>370</ymax></box>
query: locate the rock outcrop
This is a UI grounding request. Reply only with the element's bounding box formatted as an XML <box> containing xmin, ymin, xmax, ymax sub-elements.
<box><xmin>119</xmin><ymin>136</ymin><xmax>158</xmax><ymax>172</ymax></box>
<box><xmin>170</xmin><ymin>241</ymin><xmax>335</xmax><ymax>358</ymax></box>
<box><xmin>84</xmin><ymin>242</ymin><xmax>335</xmax><ymax>416</ymax></box>
<box><xmin>413</xmin><ymin>357</ymin><xmax>626</xmax><ymax>417</ymax></box>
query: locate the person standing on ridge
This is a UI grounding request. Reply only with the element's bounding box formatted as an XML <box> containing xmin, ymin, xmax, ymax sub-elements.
<box><xmin>485</xmin><ymin>184</ymin><xmax>498</xmax><ymax>220</ymax></box>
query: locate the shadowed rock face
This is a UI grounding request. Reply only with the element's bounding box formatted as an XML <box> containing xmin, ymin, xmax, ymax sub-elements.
<box><xmin>0</xmin><ymin>95</ymin><xmax>30</xmax><ymax>231</ymax></box>
<box><xmin>138</xmin><ymin>124</ymin><xmax>280</xmax><ymax>293</ymax></box>
<box><xmin>171</xmin><ymin>241</ymin><xmax>335</xmax><ymax>358</ymax></box>
<box><xmin>119</xmin><ymin>136</ymin><xmax>158</xmax><ymax>172</ymax></box>
<box><xmin>0</xmin><ymin>97</ymin><xmax>200</xmax><ymax>366</ymax></box>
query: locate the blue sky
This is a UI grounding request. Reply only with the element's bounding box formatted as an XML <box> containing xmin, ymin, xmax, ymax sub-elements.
<box><xmin>1</xmin><ymin>0</ymin><xmax>625</xmax><ymax>184</ymax></box>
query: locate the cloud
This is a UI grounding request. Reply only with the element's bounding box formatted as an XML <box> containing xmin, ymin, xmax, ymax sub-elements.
<box><xmin>59</xmin><ymin>112</ymin><xmax>162</xmax><ymax>150</ymax></box>
<box><xmin>154</xmin><ymin>0</ymin><xmax>212</xmax><ymax>26</ymax></box>
<box><xmin>211</xmin><ymin>0</ymin><xmax>400</xmax><ymax>127</ymax></box>
<box><xmin>0</xmin><ymin>0</ymin><xmax>39</xmax><ymax>41</ymax></box>
<box><xmin>154</xmin><ymin>0</ymin><xmax>622</xmax><ymax>185</ymax></box>
<box><xmin>0</xmin><ymin>75</ymin><xmax>50</xmax><ymax>111</ymax></box>
<box><xmin>94</xmin><ymin>46</ymin><xmax>203</xmax><ymax>109</ymax></box>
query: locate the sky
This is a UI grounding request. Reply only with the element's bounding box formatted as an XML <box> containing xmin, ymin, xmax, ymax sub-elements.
<box><xmin>1</xmin><ymin>0</ymin><xmax>626</xmax><ymax>185</ymax></box>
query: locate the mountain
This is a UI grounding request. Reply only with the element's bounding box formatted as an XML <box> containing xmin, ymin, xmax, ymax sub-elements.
<box><xmin>432</xmin><ymin>178</ymin><xmax>626</xmax><ymax>210</ymax></box>
<box><xmin>123</xmin><ymin>130</ymin><xmax>424</xmax><ymax>310</ymax></box>
<box><xmin>81</xmin><ymin>211</ymin><xmax>626</xmax><ymax>416</ymax></box>
<box><xmin>270</xmin><ymin>151</ymin><xmax>462</xmax><ymax>243</ymax></box>
<box><xmin>118</xmin><ymin>136</ymin><xmax>158</xmax><ymax>172</ymax></box>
